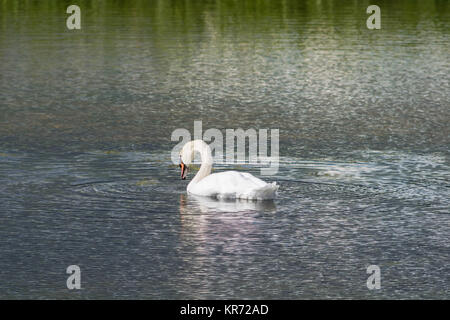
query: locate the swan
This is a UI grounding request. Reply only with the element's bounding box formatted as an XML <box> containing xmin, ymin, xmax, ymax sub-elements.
<box><xmin>178</xmin><ymin>140</ymin><xmax>279</xmax><ymax>200</ymax></box>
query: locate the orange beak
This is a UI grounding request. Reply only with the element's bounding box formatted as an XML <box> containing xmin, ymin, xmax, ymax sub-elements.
<box><xmin>179</xmin><ymin>161</ymin><xmax>187</xmax><ymax>180</ymax></box>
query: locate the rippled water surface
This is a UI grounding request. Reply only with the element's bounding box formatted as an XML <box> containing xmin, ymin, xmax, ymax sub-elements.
<box><xmin>0</xmin><ymin>0</ymin><xmax>449</xmax><ymax>299</ymax></box>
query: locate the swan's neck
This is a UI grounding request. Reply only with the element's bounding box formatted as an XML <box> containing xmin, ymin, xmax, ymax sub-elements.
<box><xmin>187</xmin><ymin>140</ymin><xmax>213</xmax><ymax>190</ymax></box>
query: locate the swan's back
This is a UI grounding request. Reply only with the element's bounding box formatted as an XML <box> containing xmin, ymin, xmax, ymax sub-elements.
<box><xmin>188</xmin><ymin>170</ymin><xmax>278</xmax><ymax>200</ymax></box>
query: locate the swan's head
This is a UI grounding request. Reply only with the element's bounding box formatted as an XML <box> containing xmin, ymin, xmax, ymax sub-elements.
<box><xmin>178</xmin><ymin>140</ymin><xmax>212</xmax><ymax>180</ymax></box>
<box><xmin>179</xmin><ymin>142</ymin><xmax>195</xmax><ymax>180</ymax></box>
<box><xmin>179</xmin><ymin>160</ymin><xmax>188</xmax><ymax>180</ymax></box>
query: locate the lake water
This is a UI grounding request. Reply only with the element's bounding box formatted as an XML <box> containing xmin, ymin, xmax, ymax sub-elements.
<box><xmin>0</xmin><ymin>0</ymin><xmax>449</xmax><ymax>299</ymax></box>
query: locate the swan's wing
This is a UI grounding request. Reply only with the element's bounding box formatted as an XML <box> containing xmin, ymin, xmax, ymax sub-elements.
<box><xmin>189</xmin><ymin>171</ymin><xmax>270</xmax><ymax>198</ymax></box>
<box><xmin>235</xmin><ymin>172</ymin><xmax>268</xmax><ymax>187</ymax></box>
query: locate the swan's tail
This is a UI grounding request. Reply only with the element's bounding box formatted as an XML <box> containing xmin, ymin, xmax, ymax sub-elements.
<box><xmin>252</xmin><ymin>182</ymin><xmax>279</xmax><ymax>200</ymax></box>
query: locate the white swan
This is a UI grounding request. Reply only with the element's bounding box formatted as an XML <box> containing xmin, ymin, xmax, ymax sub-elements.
<box><xmin>179</xmin><ymin>140</ymin><xmax>279</xmax><ymax>200</ymax></box>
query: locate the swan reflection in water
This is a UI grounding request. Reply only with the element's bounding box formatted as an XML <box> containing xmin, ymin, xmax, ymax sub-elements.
<box><xmin>178</xmin><ymin>194</ymin><xmax>277</xmax><ymax>256</ymax></box>
<box><xmin>176</xmin><ymin>194</ymin><xmax>278</xmax><ymax>296</ymax></box>
<box><xmin>179</xmin><ymin>193</ymin><xmax>277</xmax><ymax>214</ymax></box>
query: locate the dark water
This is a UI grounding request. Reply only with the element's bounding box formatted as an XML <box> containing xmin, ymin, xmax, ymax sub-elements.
<box><xmin>0</xmin><ymin>0</ymin><xmax>449</xmax><ymax>299</ymax></box>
